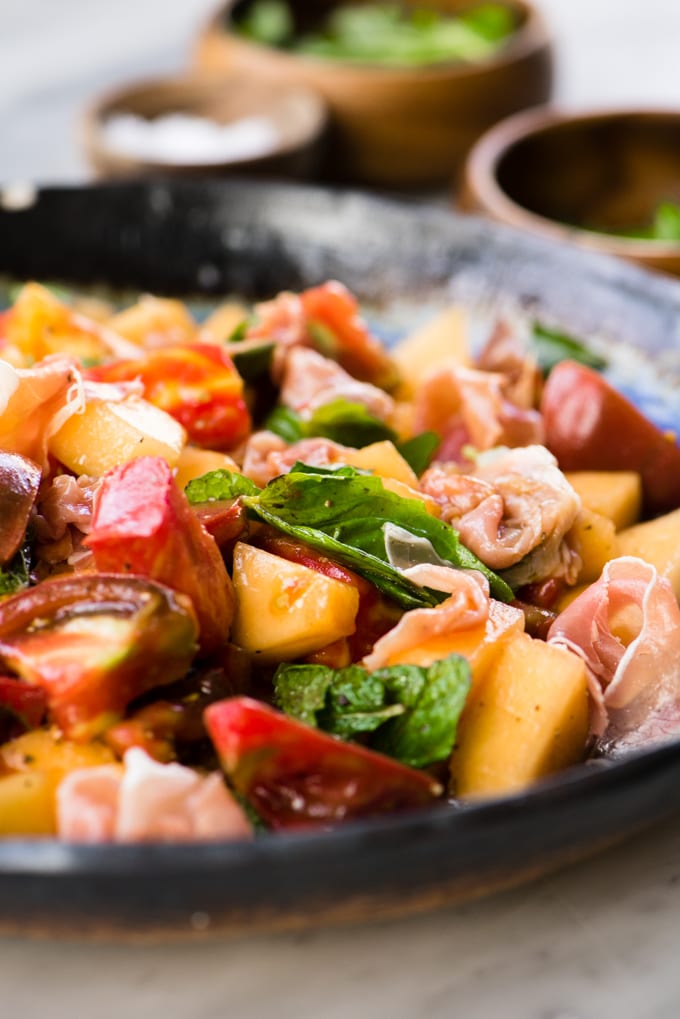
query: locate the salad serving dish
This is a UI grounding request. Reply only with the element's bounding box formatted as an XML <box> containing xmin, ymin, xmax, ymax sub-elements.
<box><xmin>0</xmin><ymin>179</ymin><xmax>680</xmax><ymax>939</ymax></box>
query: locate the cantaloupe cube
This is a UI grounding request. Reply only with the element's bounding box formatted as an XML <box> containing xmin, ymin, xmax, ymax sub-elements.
<box><xmin>343</xmin><ymin>441</ymin><xmax>419</xmax><ymax>488</ymax></box>
<box><xmin>199</xmin><ymin>302</ymin><xmax>249</xmax><ymax>345</ymax></box>
<box><xmin>567</xmin><ymin>508</ymin><xmax>619</xmax><ymax>584</ymax></box>
<box><xmin>450</xmin><ymin>632</ymin><xmax>589</xmax><ymax>799</ymax></box>
<box><xmin>392</xmin><ymin>306</ymin><xmax>470</xmax><ymax>397</ymax></box>
<box><xmin>565</xmin><ymin>471</ymin><xmax>642</xmax><ymax>530</ymax></box>
<box><xmin>0</xmin><ymin>729</ymin><xmax>115</xmax><ymax>835</ymax></box>
<box><xmin>384</xmin><ymin>600</ymin><xmax>525</xmax><ymax>700</ymax></box>
<box><xmin>231</xmin><ymin>543</ymin><xmax>360</xmax><ymax>662</ymax></box>
<box><xmin>617</xmin><ymin>508</ymin><xmax>680</xmax><ymax>602</ymax></box>
<box><xmin>108</xmin><ymin>296</ymin><xmax>197</xmax><ymax>347</ymax></box>
<box><xmin>50</xmin><ymin>395</ymin><xmax>186</xmax><ymax>475</ymax></box>
<box><xmin>0</xmin><ymin>773</ymin><xmax>55</xmax><ymax>835</ymax></box>
<box><xmin>174</xmin><ymin>446</ymin><xmax>240</xmax><ymax>491</ymax></box>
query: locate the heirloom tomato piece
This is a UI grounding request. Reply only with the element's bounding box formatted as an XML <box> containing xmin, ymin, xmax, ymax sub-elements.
<box><xmin>0</xmin><ymin>575</ymin><xmax>198</xmax><ymax>740</ymax></box>
<box><xmin>88</xmin><ymin>344</ymin><xmax>251</xmax><ymax>450</ymax></box>
<box><xmin>0</xmin><ymin>451</ymin><xmax>41</xmax><ymax>566</ymax></box>
<box><xmin>205</xmin><ymin>697</ymin><xmax>441</xmax><ymax>829</ymax></box>
<box><xmin>86</xmin><ymin>456</ymin><xmax>235</xmax><ymax>654</ymax></box>
<box><xmin>0</xmin><ymin>676</ymin><xmax>47</xmax><ymax>740</ymax></box>
<box><xmin>542</xmin><ymin>361</ymin><xmax>680</xmax><ymax>515</ymax></box>
<box><xmin>300</xmin><ymin>282</ymin><xmax>398</xmax><ymax>389</ymax></box>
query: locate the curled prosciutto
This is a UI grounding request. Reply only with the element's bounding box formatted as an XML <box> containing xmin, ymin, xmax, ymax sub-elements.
<box><xmin>280</xmin><ymin>347</ymin><xmax>394</xmax><ymax>422</ymax></box>
<box><xmin>0</xmin><ymin>355</ymin><xmax>84</xmax><ymax>469</ymax></box>
<box><xmin>57</xmin><ymin>747</ymin><xmax>252</xmax><ymax>843</ymax></box>
<box><xmin>421</xmin><ymin>446</ymin><xmax>581</xmax><ymax>586</ymax></box>
<box><xmin>548</xmin><ymin>557</ymin><xmax>680</xmax><ymax>752</ymax></box>
<box><xmin>0</xmin><ymin>574</ymin><xmax>198</xmax><ymax>740</ymax></box>
<box><xmin>242</xmin><ymin>432</ymin><xmax>350</xmax><ymax>488</ymax></box>
<box><xmin>413</xmin><ymin>364</ymin><xmax>543</xmax><ymax>462</ymax></box>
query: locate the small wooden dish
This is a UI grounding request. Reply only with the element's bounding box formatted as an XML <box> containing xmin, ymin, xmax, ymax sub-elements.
<box><xmin>82</xmin><ymin>73</ymin><xmax>328</xmax><ymax>180</ymax></box>
<box><xmin>461</xmin><ymin>107</ymin><xmax>680</xmax><ymax>276</ymax></box>
<box><xmin>195</xmin><ymin>0</ymin><xmax>553</xmax><ymax>189</ymax></box>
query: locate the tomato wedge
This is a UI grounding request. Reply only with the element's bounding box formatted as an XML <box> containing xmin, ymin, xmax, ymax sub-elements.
<box><xmin>88</xmin><ymin>343</ymin><xmax>251</xmax><ymax>450</ymax></box>
<box><xmin>86</xmin><ymin>456</ymin><xmax>235</xmax><ymax>655</ymax></box>
<box><xmin>542</xmin><ymin>360</ymin><xmax>680</xmax><ymax>515</ymax></box>
<box><xmin>0</xmin><ymin>574</ymin><xmax>198</xmax><ymax>740</ymax></box>
<box><xmin>205</xmin><ymin>697</ymin><xmax>441</xmax><ymax>829</ymax></box>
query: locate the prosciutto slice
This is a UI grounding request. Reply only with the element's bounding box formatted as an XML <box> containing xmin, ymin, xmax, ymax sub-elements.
<box><xmin>363</xmin><ymin>565</ymin><xmax>490</xmax><ymax>671</ymax></box>
<box><xmin>548</xmin><ymin>557</ymin><xmax>680</xmax><ymax>752</ymax></box>
<box><xmin>421</xmin><ymin>446</ymin><xmax>581</xmax><ymax>584</ymax></box>
<box><xmin>280</xmin><ymin>347</ymin><xmax>394</xmax><ymax>422</ymax></box>
<box><xmin>56</xmin><ymin>747</ymin><xmax>252</xmax><ymax>843</ymax></box>
<box><xmin>413</xmin><ymin>363</ymin><xmax>543</xmax><ymax>459</ymax></box>
<box><xmin>242</xmin><ymin>432</ymin><xmax>351</xmax><ymax>487</ymax></box>
<box><xmin>0</xmin><ymin>355</ymin><xmax>85</xmax><ymax>469</ymax></box>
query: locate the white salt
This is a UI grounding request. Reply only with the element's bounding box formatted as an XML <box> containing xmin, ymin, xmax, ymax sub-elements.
<box><xmin>102</xmin><ymin>112</ymin><xmax>281</xmax><ymax>165</ymax></box>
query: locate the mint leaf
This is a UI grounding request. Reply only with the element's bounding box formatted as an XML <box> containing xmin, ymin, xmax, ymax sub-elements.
<box><xmin>185</xmin><ymin>469</ymin><xmax>260</xmax><ymax>504</ymax></box>
<box><xmin>531</xmin><ymin>323</ymin><xmax>607</xmax><ymax>376</ymax></box>
<box><xmin>373</xmin><ymin>656</ymin><xmax>470</xmax><ymax>767</ymax></box>
<box><xmin>274</xmin><ymin>654</ymin><xmax>471</xmax><ymax>767</ymax></box>
<box><xmin>397</xmin><ymin>432</ymin><xmax>439</xmax><ymax>476</ymax></box>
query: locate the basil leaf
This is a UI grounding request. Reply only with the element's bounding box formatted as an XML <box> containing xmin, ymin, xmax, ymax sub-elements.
<box><xmin>531</xmin><ymin>323</ymin><xmax>607</xmax><ymax>375</ymax></box>
<box><xmin>185</xmin><ymin>469</ymin><xmax>260</xmax><ymax>504</ymax></box>
<box><xmin>237</xmin><ymin>0</ymin><xmax>294</xmax><ymax>45</ymax></box>
<box><xmin>265</xmin><ymin>398</ymin><xmax>396</xmax><ymax>448</ymax></box>
<box><xmin>274</xmin><ymin>654</ymin><xmax>471</xmax><ymax>768</ymax></box>
<box><xmin>265</xmin><ymin>406</ymin><xmax>306</xmax><ymax>443</ymax></box>
<box><xmin>653</xmin><ymin>201</ymin><xmax>680</xmax><ymax>241</ymax></box>
<box><xmin>0</xmin><ymin>544</ymin><xmax>31</xmax><ymax>597</ymax></box>
<box><xmin>247</xmin><ymin>466</ymin><xmax>513</xmax><ymax>602</ymax></box>
<box><xmin>397</xmin><ymin>432</ymin><xmax>439</xmax><ymax>476</ymax></box>
<box><xmin>308</xmin><ymin>398</ymin><xmax>397</xmax><ymax>447</ymax></box>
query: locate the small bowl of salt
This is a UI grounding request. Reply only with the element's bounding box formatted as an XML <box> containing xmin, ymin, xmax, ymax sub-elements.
<box><xmin>83</xmin><ymin>73</ymin><xmax>328</xmax><ymax>179</ymax></box>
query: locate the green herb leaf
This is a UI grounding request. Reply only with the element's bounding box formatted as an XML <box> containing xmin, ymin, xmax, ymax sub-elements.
<box><xmin>0</xmin><ymin>544</ymin><xmax>31</xmax><ymax>597</ymax></box>
<box><xmin>237</xmin><ymin>0</ymin><xmax>294</xmax><ymax>45</ymax></box>
<box><xmin>185</xmin><ymin>469</ymin><xmax>260</xmax><ymax>504</ymax></box>
<box><xmin>372</xmin><ymin>656</ymin><xmax>470</xmax><ymax>767</ymax></box>
<box><xmin>227</xmin><ymin>338</ymin><xmax>276</xmax><ymax>383</ymax></box>
<box><xmin>397</xmin><ymin>432</ymin><xmax>440</xmax><ymax>476</ymax></box>
<box><xmin>531</xmin><ymin>323</ymin><xmax>607</xmax><ymax>375</ymax></box>
<box><xmin>274</xmin><ymin>654</ymin><xmax>471</xmax><ymax>768</ymax></box>
<box><xmin>265</xmin><ymin>398</ymin><xmax>397</xmax><ymax>448</ymax></box>
<box><xmin>246</xmin><ymin>465</ymin><xmax>513</xmax><ymax>603</ymax></box>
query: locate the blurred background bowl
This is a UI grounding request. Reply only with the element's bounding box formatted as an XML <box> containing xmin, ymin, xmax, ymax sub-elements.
<box><xmin>195</xmin><ymin>0</ymin><xmax>554</xmax><ymax>190</ymax></box>
<box><xmin>82</xmin><ymin>72</ymin><xmax>328</xmax><ymax>180</ymax></box>
<box><xmin>461</xmin><ymin>107</ymin><xmax>680</xmax><ymax>276</ymax></box>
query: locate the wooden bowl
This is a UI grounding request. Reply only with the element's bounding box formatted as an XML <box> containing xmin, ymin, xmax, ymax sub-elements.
<box><xmin>82</xmin><ymin>73</ymin><xmax>328</xmax><ymax>180</ymax></box>
<box><xmin>195</xmin><ymin>0</ymin><xmax>553</xmax><ymax>189</ymax></box>
<box><xmin>461</xmin><ymin>107</ymin><xmax>680</xmax><ymax>276</ymax></box>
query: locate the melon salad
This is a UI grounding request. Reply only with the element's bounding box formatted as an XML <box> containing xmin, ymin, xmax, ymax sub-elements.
<box><xmin>0</xmin><ymin>280</ymin><xmax>679</xmax><ymax>841</ymax></box>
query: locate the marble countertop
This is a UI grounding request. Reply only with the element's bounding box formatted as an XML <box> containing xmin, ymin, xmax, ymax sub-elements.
<box><xmin>3</xmin><ymin>2</ymin><xmax>680</xmax><ymax>1016</ymax></box>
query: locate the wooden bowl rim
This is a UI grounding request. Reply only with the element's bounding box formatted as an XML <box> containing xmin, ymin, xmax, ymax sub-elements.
<box><xmin>464</xmin><ymin>104</ymin><xmax>680</xmax><ymax>258</ymax></box>
<box><xmin>81</xmin><ymin>71</ymin><xmax>328</xmax><ymax>174</ymax></box>
<box><xmin>201</xmin><ymin>0</ymin><xmax>551</xmax><ymax>83</ymax></box>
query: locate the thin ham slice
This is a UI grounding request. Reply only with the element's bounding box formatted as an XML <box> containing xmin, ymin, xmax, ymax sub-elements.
<box><xmin>56</xmin><ymin>747</ymin><xmax>252</xmax><ymax>843</ymax></box>
<box><xmin>548</xmin><ymin>556</ymin><xmax>680</xmax><ymax>752</ymax></box>
<box><xmin>413</xmin><ymin>363</ymin><xmax>543</xmax><ymax>459</ymax></box>
<box><xmin>476</xmin><ymin>320</ymin><xmax>542</xmax><ymax>411</ymax></box>
<box><xmin>421</xmin><ymin>446</ymin><xmax>581</xmax><ymax>584</ymax></box>
<box><xmin>362</xmin><ymin>565</ymin><xmax>490</xmax><ymax>671</ymax></box>
<box><xmin>280</xmin><ymin>347</ymin><xmax>394</xmax><ymax>422</ymax></box>
<box><xmin>0</xmin><ymin>355</ymin><xmax>85</xmax><ymax>469</ymax></box>
<box><xmin>242</xmin><ymin>431</ymin><xmax>351</xmax><ymax>488</ymax></box>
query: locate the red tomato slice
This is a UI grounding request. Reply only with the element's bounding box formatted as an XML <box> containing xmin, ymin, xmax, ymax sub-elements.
<box><xmin>542</xmin><ymin>361</ymin><xmax>680</xmax><ymax>515</ymax></box>
<box><xmin>205</xmin><ymin>697</ymin><xmax>441</xmax><ymax>829</ymax></box>
<box><xmin>86</xmin><ymin>457</ymin><xmax>235</xmax><ymax>655</ymax></box>
<box><xmin>88</xmin><ymin>344</ymin><xmax>251</xmax><ymax>450</ymax></box>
